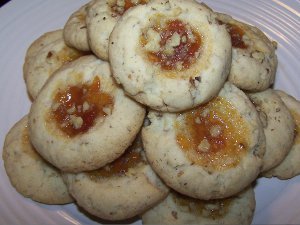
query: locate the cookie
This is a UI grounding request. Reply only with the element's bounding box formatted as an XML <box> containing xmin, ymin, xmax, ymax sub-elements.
<box><xmin>87</xmin><ymin>0</ymin><xmax>149</xmax><ymax>60</ymax></box>
<box><xmin>63</xmin><ymin>1</ymin><xmax>95</xmax><ymax>51</ymax></box>
<box><xmin>248</xmin><ymin>89</ymin><xmax>295</xmax><ymax>173</ymax></box>
<box><xmin>24</xmin><ymin>30</ymin><xmax>87</xmax><ymax>100</ymax></box>
<box><xmin>109</xmin><ymin>0</ymin><xmax>231</xmax><ymax>112</ymax></box>
<box><xmin>263</xmin><ymin>90</ymin><xmax>300</xmax><ymax>179</ymax></box>
<box><xmin>216</xmin><ymin>12</ymin><xmax>278</xmax><ymax>91</ymax></box>
<box><xmin>142</xmin><ymin>82</ymin><xmax>265</xmax><ymax>200</ymax></box>
<box><xmin>29</xmin><ymin>55</ymin><xmax>146</xmax><ymax>172</ymax></box>
<box><xmin>2</xmin><ymin>115</ymin><xmax>73</xmax><ymax>204</ymax></box>
<box><xmin>142</xmin><ymin>186</ymin><xmax>255</xmax><ymax>225</ymax></box>
<box><xmin>63</xmin><ymin>135</ymin><xmax>169</xmax><ymax>220</ymax></box>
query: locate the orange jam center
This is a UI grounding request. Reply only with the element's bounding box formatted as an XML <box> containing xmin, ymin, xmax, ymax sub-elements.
<box><xmin>111</xmin><ymin>0</ymin><xmax>148</xmax><ymax>16</ymax></box>
<box><xmin>173</xmin><ymin>192</ymin><xmax>231</xmax><ymax>219</ymax></box>
<box><xmin>88</xmin><ymin>140</ymin><xmax>145</xmax><ymax>179</ymax></box>
<box><xmin>141</xmin><ymin>19</ymin><xmax>201</xmax><ymax>71</ymax></box>
<box><xmin>227</xmin><ymin>23</ymin><xmax>247</xmax><ymax>49</ymax></box>
<box><xmin>47</xmin><ymin>46</ymin><xmax>87</xmax><ymax>65</ymax></box>
<box><xmin>51</xmin><ymin>76</ymin><xmax>114</xmax><ymax>137</ymax></box>
<box><xmin>175</xmin><ymin>97</ymin><xmax>249</xmax><ymax>171</ymax></box>
<box><xmin>291</xmin><ymin>110</ymin><xmax>300</xmax><ymax>144</ymax></box>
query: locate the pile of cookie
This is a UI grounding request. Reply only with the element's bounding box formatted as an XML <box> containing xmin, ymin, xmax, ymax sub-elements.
<box><xmin>2</xmin><ymin>0</ymin><xmax>300</xmax><ymax>224</ymax></box>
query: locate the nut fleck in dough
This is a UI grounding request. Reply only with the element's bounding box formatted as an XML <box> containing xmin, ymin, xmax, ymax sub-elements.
<box><xmin>2</xmin><ymin>116</ymin><xmax>73</xmax><ymax>204</ymax></box>
<box><xmin>109</xmin><ymin>0</ymin><xmax>231</xmax><ymax>112</ymax></box>
<box><xmin>248</xmin><ymin>89</ymin><xmax>295</xmax><ymax>173</ymax></box>
<box><xmin>216</xmin><ymin>12</ymin><xmax>278</xmax><ymax>92</ymax></box>
<box><xmin>29</xmin><ymin>55</ymin><xmax>146</xmax><ymax>172</ymax></box>
<box><xmin>142</xmin><ymin>186</ymin><xmax>255</xmax><ymax>225</ymax></box>
<box><xmin>142</xmin><ymin>82</ymin><xmax>265</xmax><ymax>199</ymax></box>
<box><xmin>24</xmin><ymin>30</ymin><xmax>87</xmax><ymax>100</ymax></box>
<box><xmin>63</xmin><ymin>135</ymin><xmax>169</xmax><ymax>220</ymax></box>
<box><xmin>87</xmin><ymin>0</ymin><xmax>149</xmax><ymax>60</ymax></box>
<box><xmin>63</xmin><ymin>1</ymin><xmax>96</xmax><ymax>51</ymax></box>
<box><xmin>264</xmin><ymin>90</ymin><xmax>300</xmax><ymax>179</ymax></box>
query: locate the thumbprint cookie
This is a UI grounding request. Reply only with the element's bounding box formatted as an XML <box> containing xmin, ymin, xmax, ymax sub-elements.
<box><xmin>87</xmin><ymin>0</ymin><xmax>150</xmax><ymax>60</ymax></box>
<box><xmin>142</xmin><ymin>186</ymin><xmax>255</xmax><ymax>225</ymax></box>
<box><xmin>264</xmin><ymin>90</ymin><xmax>300</xmax><ymax>179</ymax></box>
<box><xmin>248</xmin><ymin>89</ymin><xmax>295</xmax><ymax>173</ymax></box>
<box><xmin>63</xmin><ymin>135</ymin><xmax>169</xmax><ymax>220</ymax></box>
<box><xmin>63</xmin><ymin>1</ymin><xmax>95</xmax><ymax>51</ymax></box>
<box><xmin>109</xmin><ymin>0</ymin><xmax>231</xmax><ymax>112</ymax></box>
<box><xmin>29</xmin><ymin>55</ymin><xmax>145</xmax><ymax>172</ymax></box>
<box><xmin>142</xmin><ymin>82</ymin><xmax>265</xmax><ymax>200</ymax></box>
<box><xmin>24</xmin><ymin>30</ymin><xmax>87</xmax><ymax>100</ymax></box>
<box><xmin>216</xmin><ymin>13</ymin><xmax>278</xmax><ymax>92</ymax></box>
<box><xmin>2</xmin><ymin>116</ymin><xmax>73</xmax><ymax>204</ymax></box>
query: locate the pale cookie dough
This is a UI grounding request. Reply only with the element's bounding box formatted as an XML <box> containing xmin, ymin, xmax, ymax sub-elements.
<box><xmin>109</xmin><ymin>0</ymin><xmax>231</xmax><ymax>112</ymax></box>
<box><xmin>63</xmin><ymin>1</ymin><xmax>95</xmax><ymax>51</ymax></box>
<box><xmin>29</xmin><ymin>55</ymin><xmax>146</xmax><ymax>172</ymax></box>
<box><xmin>2</xmin><ymin>116</ymin><xmax>73</xmax><ymax>204</ymax></box>
<box><xmin>142</xmin><ymin>82</ymin><xmax>265</xmax><ymax>200</ymax></box>
<box><xmin>142</xmin><ymin>186</ymin><xmax>255</xmax><ymax>225</ymax></box>
<box><xmin>248</xmin><ymin>89</ymin><xmax>295</xmax><ymax>173</ymax></box>
<box><xmin>87</xmin><ymin>0</ymin><xmax>149</xmax><ymax>60</ymax></box>
<box><xmin>63</xmin><ymin>135</ymin><xmax>169</xmax><ymax>220</ymax></box>
<box><xmin>264</xmin><ymin>90</ymin><xmax>300</xmax><ymax>179</ymax></box>
<box><xmin>216</xmin><ymin>13</ymin><xmax>278</xmax><ymax>92</ymax></box>
<box><xmin>24</xmin><ymin>30</ymin><xmax>87</xmax><ymax>100</ymax></box>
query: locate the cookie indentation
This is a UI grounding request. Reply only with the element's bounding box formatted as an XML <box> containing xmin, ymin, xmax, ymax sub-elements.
<box><xmin>173</xmin><ymin>192</ymin><xmax>232</xmax><ymax>219</ymax></box>
<box><xmin>175</xmin><ymin>97</ymin><xmax>249</xmax><ymax>171</ymax></box>
<box><xmin>88</xmin><ymin>142</ymin><xmax>145</xmax><ymax>179</ymax></box>
<box><xmin>50</xmin><ymin>76</ymin><xmax>114</xmax><ymax>136</ymax></box>
<box><xmin>141</xmin><ymin>18</ymin><xmax>201</xmax><ymax>72</ymax></box>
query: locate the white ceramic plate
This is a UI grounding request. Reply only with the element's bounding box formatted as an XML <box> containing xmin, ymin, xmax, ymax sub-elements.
<box><xmin>0</xmin><ymin>0</ymin><xmax>299</xmax><ymax>224</ymax></box>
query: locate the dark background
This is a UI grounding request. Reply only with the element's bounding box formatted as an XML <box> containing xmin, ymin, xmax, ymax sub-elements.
<box><xmin>0</xmin><ymin>0</ymin><xmax>10</xmax><ymax>8</ymax></box>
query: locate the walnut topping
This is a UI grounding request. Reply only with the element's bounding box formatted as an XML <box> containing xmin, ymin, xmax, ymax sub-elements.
<box><xmin>164</xmin><ymin>32</ymin><xmax>181</xmax><ymax>55</ymax></box>
<box><xmin>195</xmin><ymin>117</ymin><xmax>201</xmax><ymax>124</ymax></box>
<box><xmin>144</xmin><ymin>29</ymin><xmax>161</xmax><ymax>52</ymax></box>
<box><xmin>69</xmin><ymin>115</ymin><xmax>83</xmax><ymax>129</ymax></box>
<box><xmin>67</xmin><ymin>104</ymin><xmax>76</xmax><ymax>114</ymax></box>
<box><xmin>198</xmin><ymin>139</ymin><xmax>210</xmax><ymax>153</ymax></box>
<box><xmin>210</xmin><ymin>125</ymin><xmax>222</xmax><ymax>137</ymax></box>
<box><xmin>82</xmin><ymin>101</ymin><xmax>90</xmax><ymax>112</ymax></box>
<box><xmin>141</xmin><ymin>18</ymin><xmax>201</xmax><ymax>71</ymax></box>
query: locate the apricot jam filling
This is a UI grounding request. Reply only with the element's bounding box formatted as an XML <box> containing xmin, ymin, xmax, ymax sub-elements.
<box><xmin>218</xmin><ymin>20</ymin><xmax>247</xmax><ymax>49</ymax></box>
<box><xmin>50</xmin><ymin>76</ymin><xmax>114</xmax><ymax>137</ymax></box>
<box><xmin>88</xmin><ymin>140</ymin><xmax>145</xmax><ymax>179</ymax></box>
<box><xmin>175</xmin><ymin>97</ymin><xmax>250</xmax><ymax>171</ymax></box>
<box><xmin>173</xmin><ymin>192</ymin><xmax>231</xmax><ymax>219</ymax></box>
<box><xmin>47</xmin><ymin>46</ymin><xmax>87</xmax><ymax>66</ymax></box>
<box><xmin>291</xmin><ymin>110</ymin><xmax>300</xmax><ymax>144</ymax></box>
<box><xmin>141</xmin><ymin>19</ymin><xmax>202</xmax><ymax>71</ymax></box>
<box><xmin>110</xmin><ymin>0</ymin><xmax>148</xmax><ymax>16</ymax></box>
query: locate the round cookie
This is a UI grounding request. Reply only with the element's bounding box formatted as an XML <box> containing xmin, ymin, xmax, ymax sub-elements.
<box><xmin>87</xmin><ymin>0</ymin><xmax>149</xmax><ymax>60</ymax></box>
<box><xmin>29</xmin><ymin>55</ymin><xmax>146</xmax><ymax>172</ymax></box>
<box><xmin>24</xmin><ymin>30</ymin><xmax>87</xmax><ymax>100</ymax></box>
<box><xmin>248</xmin><ymin>89</ymin><xmax>295</xmax><ymax>173</ymax></box>
<box><xmin>109</xmin><ymin>0</ymin><xmax>231</xmax><ymax>112</ymax></box>
<box><xmin>63</xmin><ymin>135</ymin><xmax>169</xmax><ymax>220</ymax></box>
<box><xmin>142</xmin><ymin>82</ymin><xmax>265</xmax><ymax>200</ymax></box>
<box><xmin>264</xmin><ymin>90</ymin><xmax>300</xmax><ymax>179</ymax></box>
<box><xmin>2</xmin><ymin>115</ymin><xmax>73</xmax><ymax>204</ymax></box>
<box><xmin>142</xmin><ymin>186</ymin><xmax>255</xmax><ymax>225</ymax></box>
<box><xmin>63</xmin><ymin>1</ymin><xmax>95</xmax><ymax>51</ymax></box>
<box><xmin>216</xmin><ymin>13</ymin><xmax>278</xmax><ymax>92</ymax></box>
